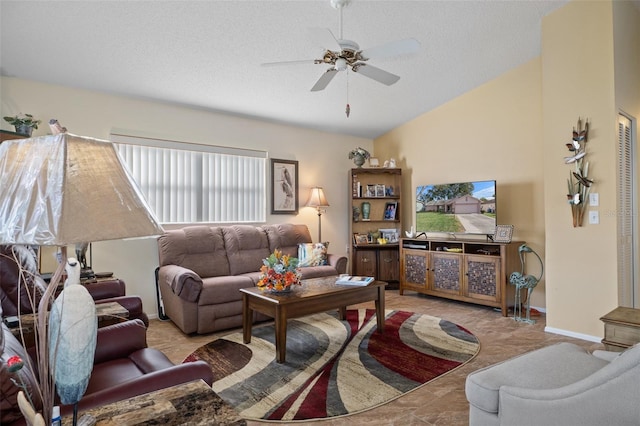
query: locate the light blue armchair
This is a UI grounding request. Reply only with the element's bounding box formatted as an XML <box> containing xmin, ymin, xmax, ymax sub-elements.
<box><xmin>465</xmin><ymin>342</ymin><xmax>640</xmax><ymax>425</ymax></box>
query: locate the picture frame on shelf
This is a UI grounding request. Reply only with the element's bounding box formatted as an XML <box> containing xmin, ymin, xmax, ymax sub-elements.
<box><xmin>379</xmin><ymin>228</ymin><xmax>399</xmax><ymax>243</ymax></box>
<box><xmin>270</xmin><ymin>158</ymin><xmax>298</xmax><ymax>214</ymax></box>
<box><xmin>366</xmin><ymin>184</ymin><xmax>376</xmax><ymax>197</ymax></box>
<box><xmin>354</xmin><ymin>233</ymin><xmax>369</xmax><ymax>245</ymax></box>
<box><xmin>369</xmin><ymin>157</ymin><xmax>379</xmax><ymax>167</ymax></box>
<box><xmin>375</xmin><ymin>184</ymin><xmax>385</xmax><ymax>197</ymax></box>
<box><xmin>493</xmin><ymin>225</ymin><xmax>514</xmax><ymax>243</ymax></box>
<box><xmin>383</xmin><ymin>202</ymin><xmax>397</xmax><ymax>220</ymax></box>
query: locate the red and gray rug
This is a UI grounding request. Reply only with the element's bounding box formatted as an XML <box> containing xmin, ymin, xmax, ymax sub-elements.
<box><xmin>183</xmin><ymin>309</ymin><xmax>480</xmax><ymax>422</ymax></box>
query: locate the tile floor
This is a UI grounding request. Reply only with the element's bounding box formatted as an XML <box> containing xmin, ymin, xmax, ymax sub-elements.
<box><xmin>146</xmin><ymin>290</ymin><xmax>603</xmax><ymax>426</ymax></box>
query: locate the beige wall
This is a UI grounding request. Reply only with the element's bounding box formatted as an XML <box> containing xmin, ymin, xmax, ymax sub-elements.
<box><xmin>376</xmin><ymin>0</ymin><xmax>640</xmax><ymax>340</ymax></box>
<box><xmin>375</xmin><ymin>58</ymin><xmax>547</xmax><ymax>309</ymax></box>
<box><xmin>1</xmin><ymin>76</ymin><xmax>372</xmax><ymax>316</ymax></box>
<box><xmin>541</xmin><ymin>0</ymin><xmax>637</xmax><ymax>338</ymax></box>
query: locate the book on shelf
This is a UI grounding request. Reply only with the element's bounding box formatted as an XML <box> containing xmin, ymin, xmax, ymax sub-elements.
<box><xmin>335</xmin><ymin>275</ymin><xmax>374</xmax><ymax>286</ymax></box>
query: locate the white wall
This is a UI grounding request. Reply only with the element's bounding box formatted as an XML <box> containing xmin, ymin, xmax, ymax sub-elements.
<box><xmin>1</xmin><ymin>76</ymin><xmax>372</xmax><ymax>317</ymax></box>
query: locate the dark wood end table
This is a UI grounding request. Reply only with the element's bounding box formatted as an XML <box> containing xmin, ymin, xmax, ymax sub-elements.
<box><xmin>240</xmin><ymin>276</ymin><xmax>386</xmax><ymax>363</ymax></box>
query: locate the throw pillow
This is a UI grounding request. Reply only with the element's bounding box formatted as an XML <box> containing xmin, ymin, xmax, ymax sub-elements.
<box><xmin>298</xmin><ymin>242</ymin><xmax>329</xmax><ymax>267</ymax></box>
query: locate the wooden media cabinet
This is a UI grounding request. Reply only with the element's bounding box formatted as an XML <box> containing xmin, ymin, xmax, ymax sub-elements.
<box><xmin>400</xmin><ymin>238</ymin><xmax>524</xmax><ymax>316</ymax></box>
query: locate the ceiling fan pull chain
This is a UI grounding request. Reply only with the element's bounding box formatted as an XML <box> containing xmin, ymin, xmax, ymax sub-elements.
<box><xmin>345</xmin><ymin>70</ymin><xmax>350</xmax><ymax>118</ymax></box>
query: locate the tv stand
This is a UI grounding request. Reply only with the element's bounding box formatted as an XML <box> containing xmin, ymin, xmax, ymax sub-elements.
<box><xmin>399</xmin><ymin>237</ymin><xmax>523</xmax><ymax>316</ymax></box>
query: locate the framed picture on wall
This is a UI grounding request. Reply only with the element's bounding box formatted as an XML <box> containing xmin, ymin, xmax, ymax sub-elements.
<box><xmin>271</xmin><ymin>159</ymin><xmax>298</xmax><ymax>214</ymax></box>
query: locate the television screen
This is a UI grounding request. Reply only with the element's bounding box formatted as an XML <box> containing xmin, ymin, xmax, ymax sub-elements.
<box><xmin>415</xmin><ymin>180</ymin><xmax>496</xmax><ymax>235</ymax></box>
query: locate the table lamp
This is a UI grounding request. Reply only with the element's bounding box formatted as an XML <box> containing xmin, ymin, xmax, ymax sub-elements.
<box><xmin>305</xmin><ymin>187</ymin><xmax>329</xmax><ymax>242</ymax></box>
<box><xmin>0</xmin><ymin>133</ymin><xmax>164</xmax><ymax>423</ymax></box>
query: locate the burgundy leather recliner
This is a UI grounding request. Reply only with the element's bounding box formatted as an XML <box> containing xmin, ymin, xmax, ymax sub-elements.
<box><xmin>0</xmin><ymin>245</ymin><xmax>149</xmax><ymax>327</ymax></box>
<box><xmin>1</xmin><ymin>317</ymin><xmax>214</xmax><ymax>425</ymax></box>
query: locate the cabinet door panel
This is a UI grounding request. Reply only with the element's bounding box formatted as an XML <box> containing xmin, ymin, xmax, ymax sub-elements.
<box><xmin>354</xmin><ymin>250</ymin><xmax>377</xmax><ymax>277</ymax></box>
<box><xmin>431</xmin><ymin>253</ymin><xmax>461</xmax><ymax>294</ymax></box>
<box><xmin>378</xmin><ymin>249</ymin><xmax>399</xmax><ymax>281</ymax></box>
<box><xmin>465</xmin><ymin>255</ymin><xmax>500</xmax><ymax>302</ymax></box>
<box><xmin>402</xmin><ymin>251</ymin><xmax>428</xmax><ymax>288</ymax></box>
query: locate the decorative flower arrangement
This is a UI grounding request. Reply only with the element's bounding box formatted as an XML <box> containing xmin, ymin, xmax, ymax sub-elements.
<box><xmin>257</xmin><ymin>249</ymin><xmax>302</xmax><ymax>292</ymax></box>
<box><xmin>564</xmin><ymin>117</ymin><xmax>593</xmax><ymax>227</ymax></box>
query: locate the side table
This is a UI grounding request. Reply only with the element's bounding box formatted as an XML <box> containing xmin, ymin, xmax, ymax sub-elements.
<box><xmin>10</xmin><ymin>301</ymin><xmax>129</xmax><ymax>348</ymax></box>
<box><xmin>62</xmin><ymin>379</ymin><xmax>246</xmax><ymax>425</ymax></box>
<box><xmin>600</xmin><ymin>306</ymin><xmax>640</xmax><ymax>352</ymax></box>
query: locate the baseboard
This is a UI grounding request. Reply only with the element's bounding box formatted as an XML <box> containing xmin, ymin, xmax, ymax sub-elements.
<box><xmin>544</xmin><ymin>326</ymin><xmax>601</xmax><ymax>343</ymax></box>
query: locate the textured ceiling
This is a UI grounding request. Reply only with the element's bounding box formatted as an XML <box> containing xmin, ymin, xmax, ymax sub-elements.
<box><xmin>0</xmin><ymin>0</ymin><xmax>586</xmax><ymax>139</ymax></box>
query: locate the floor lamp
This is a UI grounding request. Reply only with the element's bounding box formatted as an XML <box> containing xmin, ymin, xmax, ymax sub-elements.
<box><xmin>0</xmin><ymin>133</ymin><xmax>164</xmax><ymax>423</ymax></box>
<box><xmin>306</xmin><ymin>187</ymin><xmax>329</xmax><ymax>242</ymax></box>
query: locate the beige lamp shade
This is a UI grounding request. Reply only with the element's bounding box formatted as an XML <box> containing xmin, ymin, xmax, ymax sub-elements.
<box><xmin>306</xmin><ymin>187</ymin><xmax>330</xmax><ymax>208</ymax></box>
<box><xmin>0</xmin><ymin>133</ymin><xmax>164</xmax><ymax>245</ymax></box>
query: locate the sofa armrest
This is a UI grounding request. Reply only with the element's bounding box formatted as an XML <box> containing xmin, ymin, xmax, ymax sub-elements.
<box><xmin>498</xmin><ymin>356</ymin><xmax>640</xmax><ymax>425</ymax></box>
<box><xmin>158</xmin><ymin>265</ymin><xmax>203</xmax><ymax>303</ymax></box>
<box><xmin>93</xmin><ymin>319</ymin><xmax>147</xmax><ymax>364</ymax></box>
<box><xmin>68</xmin><ymin>363</ymin><xmax>214</xmax><ymax>417</ymax></box>
<box><xmin>96</xmin><ymin>296</ymin><xmax>149</xmax><ymax>327</ymax></box>
<box><xmin>85</xmin><ymin>279</ymin><xmax>126</xmax><ymax>300</ymax></box>
<box><xmin>327</xmin><ymin>253</ymin><xmax>348</xmax><ymax>275</ymax></box>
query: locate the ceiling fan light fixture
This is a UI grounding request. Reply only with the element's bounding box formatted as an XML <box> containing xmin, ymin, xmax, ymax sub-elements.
<box><xmin>335</xmin><ymin>58</ymin><xmax>347</xmax><ymax>71</ymax></box>
<box><xmin>330</xmin><ymin>0</ymin><xmax>351</xmax><ymax>10</ymax></box>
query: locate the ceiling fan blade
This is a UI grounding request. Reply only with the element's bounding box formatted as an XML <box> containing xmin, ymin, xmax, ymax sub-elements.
<box><xmin>308</xmin><ymin>27</ymin><xmax>342</xmax><ymax>51</ymax></box>
<box><xmin>360</xmin><ymin>38</ymin><xmax>420</xmax><ymax>60</ymax></box>
<box><xmin>311</xmin><ymin>69</ymin><xmax>339</xmax><ymax>92</ymax></box>
<box><xmin>352</xmin><ymin>63</ymin><xmax>400</xmax><ymax>86</ymax></box>
<box><xmin>261</xmin><ymin>59</ymin><xmax>316</xmax><ymax>67</ymax></box>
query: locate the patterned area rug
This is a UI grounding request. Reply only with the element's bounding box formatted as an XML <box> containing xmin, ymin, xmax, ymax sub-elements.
<box><xmin>183</xmin><ymin>309</ymin><xmax>480</xmax><ymax>422</ymax></box>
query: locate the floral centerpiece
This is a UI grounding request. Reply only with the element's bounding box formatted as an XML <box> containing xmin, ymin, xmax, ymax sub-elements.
<box><xmin>348</xmin><ymin>147</ymin><xmax>371</xmax><ymax>167</ymax></box>
<box><xmin>257</xmin><ymin>249</ymin><xmax>302</xmax><ymax>292</ymax></box>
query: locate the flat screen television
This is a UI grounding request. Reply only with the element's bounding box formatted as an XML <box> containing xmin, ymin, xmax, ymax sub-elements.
<box><xmin>415</xmin><ymin>180</ymin><xmax>496</xmax><ymax>236</ymax></box>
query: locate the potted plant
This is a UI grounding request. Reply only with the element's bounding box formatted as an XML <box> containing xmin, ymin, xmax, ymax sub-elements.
<box><xmin>348</xmin><ymin>147</ymin><xmax>371</xmax><ymax>167</ymax></box>
<box><xmin>3</xmin><ymin>113</ymin><xmax>41</xmax><ymax>136</ymax></box>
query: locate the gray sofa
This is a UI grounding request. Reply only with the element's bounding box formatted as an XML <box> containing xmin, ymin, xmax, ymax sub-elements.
<box><xmin>465</xmin><ymin>342</ymin><xmax>640</xmax><ymax>425</ymax></box>
<box><xmin>156</xmin><ymin>223</ymin><xmax>347</xmax><ymax>334</ymax></box>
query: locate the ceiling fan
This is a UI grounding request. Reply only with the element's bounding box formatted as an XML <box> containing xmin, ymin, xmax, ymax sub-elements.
<box><xmin>262</xmin><ymin>0</ymin><xmax>420</xmax><ymax>92</ymax></box>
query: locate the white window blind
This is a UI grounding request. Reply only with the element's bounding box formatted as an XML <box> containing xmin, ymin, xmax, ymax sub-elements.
<box><xmin>111</xmin><ymin>134</ymin><xmax>266</xmax><ymax>224</ymax></box>
<box><xmin>617</xmin><ymin>114</ymin><xmax>637</xmax><ymax>307</ymax></box>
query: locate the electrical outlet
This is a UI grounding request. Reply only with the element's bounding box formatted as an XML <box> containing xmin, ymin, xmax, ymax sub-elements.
<box><xmin>589</xmin><ymin>193</ymin><xmax>599</xmax><ymax>206</ymax></box>
<box><xmin>589</xmin><ymin>210</ymin><xmax>599</xmax><ymax>224</ymax></box>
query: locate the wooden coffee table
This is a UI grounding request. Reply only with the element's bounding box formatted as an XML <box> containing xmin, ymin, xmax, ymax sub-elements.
<box><xmin>240</xmin><ymin>276</ymin><xmax>386</xmax><ymax>363</ymax></box>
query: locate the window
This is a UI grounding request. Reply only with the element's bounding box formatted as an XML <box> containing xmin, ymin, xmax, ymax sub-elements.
<box><xmin>111</xmin><ymin>134</ymin><xmax>266</xmax><ymax>224</ymax></box>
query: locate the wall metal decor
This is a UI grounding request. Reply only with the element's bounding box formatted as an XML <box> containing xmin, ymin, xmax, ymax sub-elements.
<box><xmin>565</xmin><ymin>118</ymin><xmax>593</xmax><ymax>227</ymax></box>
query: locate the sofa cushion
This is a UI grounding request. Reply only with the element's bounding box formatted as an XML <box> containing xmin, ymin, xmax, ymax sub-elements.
<box><xmin>158</xmin><ymin>226</ymin><xmax>230</xmax><ymax>278</ymax></box>
<box><xmin>1</xmin><ymin>244</ymin><xmax>46</xmax><ymax>317</ymax></box>
<box><xmin>263</xmin><ymin>224</ymin><xmax>313</xmax><ymax>257</ymax></box>
<box><xmin>465</xmin><ymin>342</ymin><xmax>608</xmax><ymax>414</ymax></box>
<box><xmin>222</xmin><ymin>226</ymin><xmax>270</xmax><ymax>275</ymax></box>
<box><xmin>198</xmin><ymin>275</ymin><xmax>254</xmax><ymax>305</ymax></box>
<box><xmin>298</xmin><ymin>242</ymin><xmax>329</xmax><ymax>267</ymax></box>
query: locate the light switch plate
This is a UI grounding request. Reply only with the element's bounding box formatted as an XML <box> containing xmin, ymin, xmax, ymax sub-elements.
<box><xmin>589</xmin><ymin>210</ymin><xmax>599</xmax><ymax>224</ymax></box>
<box><xmin>589</xmin><ymin>193</ymin><xmax>599</xmax><ymax>206</ymax></box>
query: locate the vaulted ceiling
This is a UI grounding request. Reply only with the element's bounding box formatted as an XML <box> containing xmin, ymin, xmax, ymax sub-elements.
<box><xmin>1</xmin><ymin>0</ymin><xmax>611</xmax><ymax>139</ymax></box>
